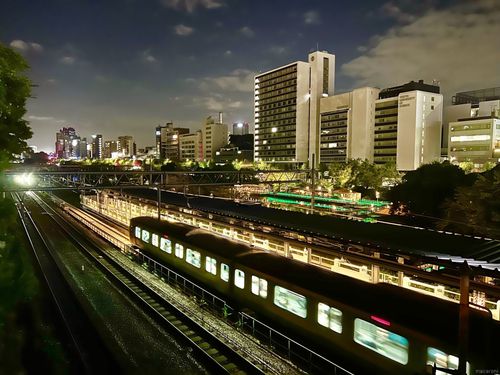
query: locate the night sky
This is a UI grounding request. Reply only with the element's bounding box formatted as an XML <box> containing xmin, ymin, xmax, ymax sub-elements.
<box><xmin>2</xmin><ymin>0</ymin><xmax>499</xmax><ymax>152</ymax></box>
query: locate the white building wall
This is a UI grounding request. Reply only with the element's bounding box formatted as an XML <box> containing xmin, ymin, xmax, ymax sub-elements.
<box><xmin>478</xmin><ymin>100</ymin><xmax>500</xmax><ymax>117</ymax></box>
<box><xmin>350</xmin><ymin>87</ymin><xmax>379</xmax><ymax>161</ymax></box>
<box><xmin>308</xmin><ymin>51</ymin><xmax>335</xmax><ymax>166</ymax></box>
<box><xmin>295</xmin><ymin>62</ymin><xmax>311</xmax><ymax>164</ymax></box>
<box><xmin>396</xmin><ymin>91</ymin><xmax>443</xmax><ymax>170</ymax></box>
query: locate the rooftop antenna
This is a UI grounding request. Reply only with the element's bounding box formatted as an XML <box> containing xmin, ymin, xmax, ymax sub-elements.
<box><xmin>316</xmin><ymin>42</ymin><xmax>319</xmax><ymax>51</ymax></box>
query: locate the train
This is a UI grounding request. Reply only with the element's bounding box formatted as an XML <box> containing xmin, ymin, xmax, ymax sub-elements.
<box><xmin>129</xmin><ymin>216</ymin><xmax>499</xmax><ymax>374</ymax></box>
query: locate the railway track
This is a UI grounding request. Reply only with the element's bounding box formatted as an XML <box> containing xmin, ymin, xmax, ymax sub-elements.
<box><xmin>29</xmin><ymin>192</ymin><xmax>292</xmax><ymax>375</ymax></box>
<box><xmin>13</xmin><ymin>193</ymin><xmax>119</xmax><ymax>373</ymax></box>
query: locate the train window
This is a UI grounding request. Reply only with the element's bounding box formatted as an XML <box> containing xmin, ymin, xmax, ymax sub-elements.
<box><xmin>160</xmin><ymin>238</ymin><xmax>172</xmax><ymax>253</ymax></box>
<box><xmin>273</xmin><ymin>286</ymin><xmax>307</xmax><ymax>318</ymax></box>
<box><xmin>221</xmin><ymin>263</ymin><xmax>229</xmax><ymax>282</ymax></box>
<box><xmin>186</xmin><ymin>249</ymin><xmax>201</xmax><ymax>268</ymax></box>
<box><xmin>234</xmin><ymin>269</ymin><xmax>245</xmax><ymax>289</ymax></box>
<box><xmin>353</xmin><ymin>319</ymin><xmax>408</xmax><ymax>365</ymax></box>
<box><xmin>135</xmin><ymin>226</ymin><xmax>141</xmax><ymax>238</ymax></box>
<box><xmin>141</xmin><ymin>230</ymin><xmax>150</xmax><ymax>243</ymax></box>
<box><xmin>426</xmin><ymin>348</ymin><xmax>469</xmax><ymax>375</ymax></box>
<box><xmin>205</xmin><ymin>257</ymin><xmax>217</xmax><ymax>275</ymax></box>
<box><xmin>152</xmin><ymin>234</ymin><xmax>159</xmax><ymax>247</ymax></box>
<box><xmin>251</xmin><ymin>276</ymin><xmax>268</xmax><ymax>298</ymax></box>
<box><xmin>175</xmin><ymin>243</ymin><xmax>184</xmax><ymax>258</ymax></box>
<box><xmin>317</xmin><ymin>303</ymin><xmax>342</xmax><ymax>333</ymax></box>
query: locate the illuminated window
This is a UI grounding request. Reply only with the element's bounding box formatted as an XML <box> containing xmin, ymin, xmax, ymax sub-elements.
<box><xmin>160</xmin><ymin>238</ymin><xmax>171</xmax><ymax>253</ymax></box>
<box><xmin>317</xmin><ymin>303</ymin><xmax>342</xmax><ymax>333</ymax></box>
<box><xmin>221</xmin><ymin>263</ymin><xmax>229</xmax><ymax>282</ymax></box>
<box><xmin>175</xmin><ymin>243</ymin><xmax>184</xmax><ymax>258</ymax></box>
<box><xmin>186</xmin><ymin>249</ymin><xmax>201</xmax><ymax>268</ymax></box>
<box><xmin>152</xmin><ymin>233</ymin><xmax>159</xmax><ymax>247</ymax></box>
<box><xmin>234</xmin><ymin>269</ymin><xmax>245</xmax><ymax>289</ymax></box>
<box><xmin>135</xmin><ymin>226</ymin><xmax>141</xmax><ymax>238</ymax></box>
<box><xmin>205</xmin><ymin>256</ymin><xmax>217</xmax><ymax>275</ymax></box>
<box><xmin>274</xmin><ymin>286</ymin><xmax>307</xmax><ymax>318</ymax></box>
<box><xmin>427</xmin><ymin>347</ymin><xmax>469</xmax><ymax>375</ymax></box>
<box><xmin>141</xmin><ymin>230</ymin><xmax>150</xmax><ymax>243</ymax></box>
<box><xmin>353</xmin><ymin>319</ymin><xmax>408</xmax><ymax>365</ymax></box>
<box><xmin>450</xmin><ymin>135</ymin><xmax>491</xmax><ymax>142</ymax></box>
<box><xmin>271</xmin><ymin>127</ymin><xmax>277</xmax><ymax>133</ymax></box>
<box><xmin>251</xmin><ymin>276</ymin><xmax>268</xmax><ymax>298</ymax></box>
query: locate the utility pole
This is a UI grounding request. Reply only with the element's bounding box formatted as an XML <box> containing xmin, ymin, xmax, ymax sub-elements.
<box><xmin>310</xmin><ymin>153</ymin><xmax>315</xmax><ymax>213</ymax></box>
<box><xmin>458</xmin><ymin>261</ymin><xmax>470</xmax><ymax>375</ymax></box>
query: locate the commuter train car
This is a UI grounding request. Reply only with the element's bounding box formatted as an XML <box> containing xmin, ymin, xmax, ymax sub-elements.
<box><xmin>129</xmin><ymin>217</ymin><xmax>499</xmax><ymax>374</ymax></box>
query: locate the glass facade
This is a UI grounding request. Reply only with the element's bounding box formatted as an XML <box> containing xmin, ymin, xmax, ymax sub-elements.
<box><xmin>221</xmin><ymin>263</ymin><xmax>229</xmax><ymax>282</ymax></box>
<box><xmin>273</xmin><ymin>286</ymin><xmax>307</xmax><ymax>318</ymax></box>
<box><xmin>175</xmin><ymin>243</ymin><xmax>184</xmax><ymax>258</ymax></box>
<box><xmin>205</xmin><ymin>256</ymin><xmax>217</xmax><ymax>275</ymax></box>
<box><xmin>234</xmin><ymin>269</ymin><xmax>245</xmax><ymax>289</ymax></box>
<box><xmin>251</xmin><ymin>276</ymin><xmax>268</xmax><ymax>298</ymax></box>
<box><xmin>320</xmin><ymin>110</ymin><xmax>348</xmax><ymax>162</ymax></box>
<box><xmin>354</xmin><ymin>319</ymin><xmax>408</xmax><ymax>365</ymax></box>
<box><xmin>141</xmin><ymin>229</ymin><xmax>150</xmax><ymax>243</ymax></box>
<box><xmin>255</xmin><ymin>64</ymin><xmax>298</xmax><ymax>162</ymax></box>
<box><xmin>317</xmin><ymin>302</ymin><xmax>342</xmax><ymax>333</ymax></box>
<box><xmin>186</xmin><ymin>249</ymin><xmax>201</xmax><ymax>268</ymax></box>
<box><xmin>151</xmin><ymin>233</ymin><xmax>159</xmax><ymax>247</ymax></box>
<box><xmin>160</xmin><ymin>238</ymin><xmax>172</xmax><ymax>253</ymax></box>
<box><xmin>374</xmin><ymin>99</ymin><xmax>398</xmax><ymax>164</ymax></box>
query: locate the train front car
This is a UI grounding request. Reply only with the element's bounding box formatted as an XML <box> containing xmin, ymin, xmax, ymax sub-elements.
<box><xmin>129</xmin><ymin>217</ymin><xmax>498</xmax><ymax>374</ymax></box>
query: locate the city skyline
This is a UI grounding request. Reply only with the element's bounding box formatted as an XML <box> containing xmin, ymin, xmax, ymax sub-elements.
<box><xmin>2</xmin><ymin>0</ymin><xmax>499</xmax><ymax>151</ymax></box>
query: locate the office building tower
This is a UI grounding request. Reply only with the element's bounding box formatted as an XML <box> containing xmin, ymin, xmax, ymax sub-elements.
<box><xmin>319</xmin><ymin>87</ymin><xmax>380</xmax><ymax>163</ymax></box>
<box><xmin>254</xmin><ymin>51</ymin><xmax>335</xmax><ymax>167</ymax></box>
<box><xmin>91</xmin><ymin>134</ymin><xmax>103</xmax><ymax>159</ymax></box>
<box><xmin>103</xmin><ymin>140</ymin><xmax>119</xmax><ymax>158</ymax></box>
<box><xmin>179</xmin><ymin>130</ymin><xmax>203</xmax><ymax>162</ymax></box>
<box><xmin>448</xmin><ymin>97</ymin><xmax>500</xmax><ymax>164</ymax></box>
<box><xmin>55</xmin><ymin>127</ymin><xmax>80</xmax><ymax>159</ymax></box>
<box><xmin>373</xmin><ymin>80</ymin><xmax>443</xmax><ymax>171</ymax></box>
<box><xmin>117</xmin><ymin>136</ymin><xmax>135</xmax><ymax>157</ymax></box>
<box><xmin>232</xmin><ymin>122</ymin><xmax>250</xmax><ymax>135</ymax></box>
<box><xmin>203</xmin><ymin>116</ymin><xmax>228</xmax><ymax>160</ymax></box>
<box><xmin>443</xmin><ymin>87</ymin><xmax>500</xmax><ymax>154</ymax></box>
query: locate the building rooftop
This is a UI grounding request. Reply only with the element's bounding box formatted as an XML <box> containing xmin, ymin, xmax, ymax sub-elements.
<box><xmin>120</xmin><ymin>188</ymin><xmax>500</xmax><ymax>270</ymax></box>
<box><xmin>452</xmin><ymin>87</ymin><xmax>500</xmax><ymax>105</ymax></box>
<box><xmin>379</xmin><ymin>80</ymin><xmax>440</xmax><ymax>99</ymax></box>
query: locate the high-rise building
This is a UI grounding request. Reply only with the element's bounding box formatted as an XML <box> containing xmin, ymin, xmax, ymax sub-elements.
<box><xmin>156</xmin><ymin>122</ymin><xmax>189</xmax><ymax>160</ymax></box>
<box><xmin>91</xmin><ymin>134</ymin><xmax>103</xmax><ymax>160</ymax></box>
<box><xmin>232</xmin><ymin>122</ymin><xmax>250</xmax><ymax>135</ymax></box>
<box><xmin>79</xmin><ymin>137</ymin><xmax>88</xmax><ymax>159</ymax></box>
<box><xmin>443</xmin><ymin>87</ymin><xmax>500</xmax><ymax>154</ymax></box>
<box><xmin>254</xmin><ymin>51</ymin><xmax>335</xmax><ymax>167</ymax></box>
<box><xmin>155</xmin><ymin>123</ymin><xmax>167</xmax><ymax>158</ymax></box>
<box><xmin>103</xmin><ymin>140</ymin><xmax>119</xmax><ymax>158</ymax></box>
<box><xmin>203</xmin><ymin>116</ymin><xmax>228</xmax><ymax>160</ymax></box>
<box><xmin>117</xmin><ymin>136</ymin><xmax>135</xmax><ymax>157</ymax></box>
<box><xmin>448</xmin><ymin>98</ymin><xmax>500</xmax><ymax>164</ymax></box>
<box><xmin>55</xmin><ymin>127</ymin><xmax>80</xmax><ymax>159</ymax></box>
<box><xmin>319</xmin><ymin>87</ymin><xmax>380</xmax><ymax>163</ymax></box>
<box><xmin>179</xmin><ymin>130</ymin><xmax>203</xmax><ymax>161</ymax></box>
<box><xmin>373</xmin><ymin>80</ymin><xmax>443</xmax><ymax>170</ymax></box>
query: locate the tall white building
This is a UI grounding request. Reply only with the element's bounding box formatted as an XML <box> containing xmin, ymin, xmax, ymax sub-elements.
<box><xmin>254</xmin><ymin>51</ymin><xmax>335</xmax><ymax>167</ymax></box>
<box><xmin>179</xmin><ymin>130</ymin><xmax>203</xmax><ymax>162</ymax></box>
<box><xmin>203</xmin><ymin>116</ymin><xmax>228</xmax><ymax>160</ymax></box>
<box><xmin>373</xmin><ymin>81</ymin><xmax>443</xmax><ymax>171</ymax></box>
<box><xmin>319</xmin><ymin>87</ymin><xmax>379</xmax><ymax>163</ymax></box>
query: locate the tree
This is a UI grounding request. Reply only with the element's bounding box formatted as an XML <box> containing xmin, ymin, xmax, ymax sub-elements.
<box><xmin>387</xmin><ymin>162</ymin><xmax>475</xmax><ymax>217</ymax></box>
<box><xmin>0</xmin><ymin>44</ymin><xmax>33</xmax><ymax>170</ymax></box>
<box><xmin>439</xmin><ymin>166</ymin><xmax>500</xmax><ymax>238</ymax></box>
